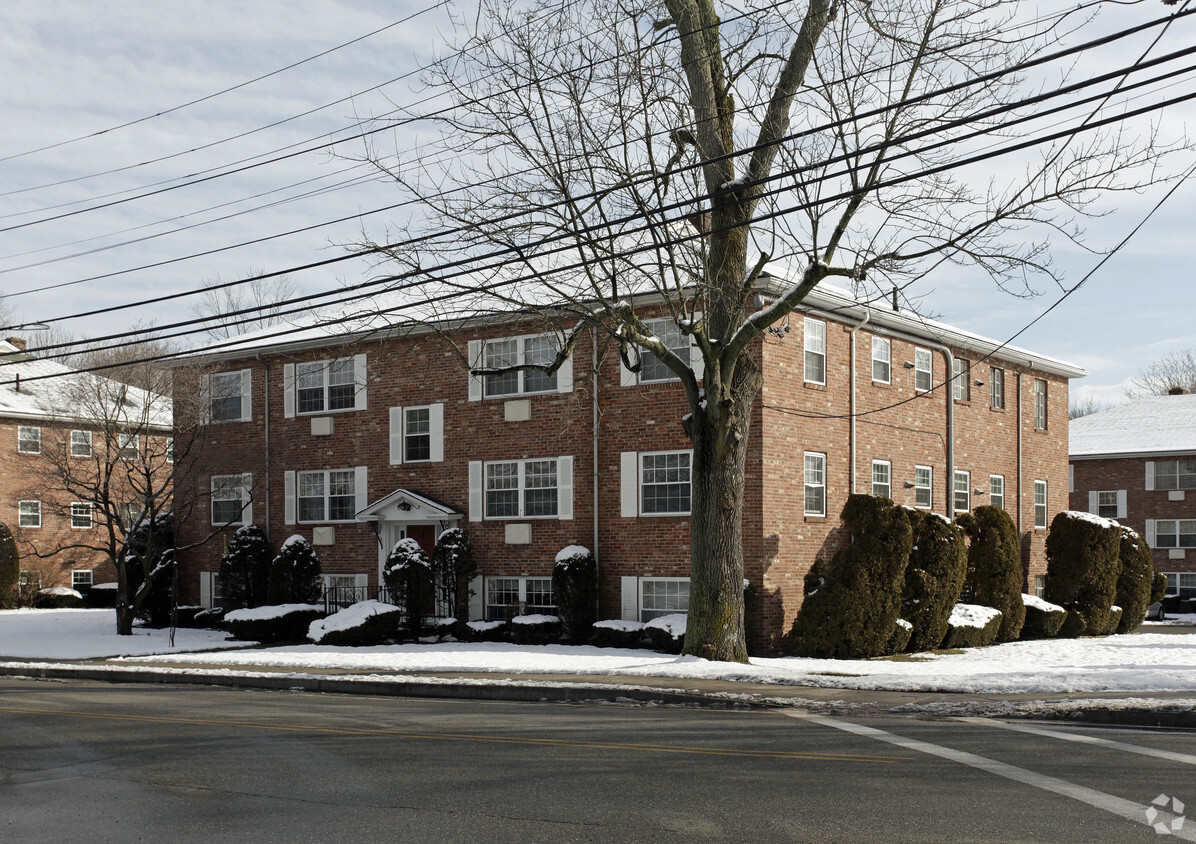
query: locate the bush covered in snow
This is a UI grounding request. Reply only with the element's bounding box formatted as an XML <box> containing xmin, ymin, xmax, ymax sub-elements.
<box><xmin>120</xmin><ymin>512</ymin><xmax>176</xmax><ymax>627</ymax></box>
<box><xmin>1019</xmin><ymin>593</ymin><xmax>1067</xmax><ymax>639</ymax></box>
<box><xmin>789</xmin><ymin>495</ymin><xmax>912</xmax><ymax>659</ymax></box>
<box><xmin>956</xmin><ymin>506</ymin><xmax>1025</xmax><ymax>642</ymax></box>
<box><xmin>35</xmin><ymin>587</ymin><xmax>83</xmax><ymax>609</ymax></box>
<box><xmin>942</xmin><ymin>603</ymin><xmax>1003</xmax><ymax>649</ymax></box>
<box><xmin>509</xmin><ymin>613</ymin><xmax>561</xmax><ymax>646</ymax></box>
<box><xmin>224</xmin><ymin>603</ymin><xmax>325</xmax><ymax>642</ymax></box>
<box><xmin>591</xmin><ymin>619</ymin><xmax>646</xmax><ymax>649</ymax></box>
<box><xmin>464</xmin><ymin>619</ymin><xmax>508</xmax><ymax>642</ymax></box>
<box><xmin>901</xmin><ymin>509</ymin><xmax>967</xmax><ymax>652</ymax></box>
<box><xmin>431</xmin><ymin>528</ymin><xmax>477</xmax><ymax>629</ymax></box>
<box><xmin>646</xmin><ymin>613</ymin><xmax>687</xmax><ymax>654</ymax></box>
<box><xmin>219</xmin><ymin>524</ymin><xmax>272</xmax><ymax>610</ymax></box>
<box><xmin>383</xmin><ymin>538</ymin><xmax>434</xmax><ymax>640</ymax></box>
<box><xmin>267</xmin><ymin>535</ymin><xmax>322</xmax><ymax>605</ymax></box>
<box><xmin>84</xmin><ymin>582</ymin><xmax>118</xmax><ymax>608</ymax></box>
<box><xmin>553</xmin><ymin>545</ymin><xmax>597</xmax><ymax>644</ymax></box>
<box><xmin>1114</xmin><ymin>527</ymin><xmax>1153</xmax><ymax>634</ymax></box>
<box><xmin>308</xmin><ymin>600</ymin><xmax>402</xmax><ymax>646</ymax></box>
<box><xmin>0</xmin><ymin>520</ymin><xmax>17</xmax><ymax>609</ymax></box>
<box><xmin>1044</xmin><ymin>511</ymin><xmax>1121</xmax><ymax>637</ymax></box>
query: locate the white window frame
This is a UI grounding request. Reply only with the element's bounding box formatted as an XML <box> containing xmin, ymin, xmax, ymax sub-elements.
<box><xmin>804</xmin><ymin>318</ymin><xmax>826</xmax><ymax>386</ymax></box>
<box><xmin>166</xmin><ymin>437</ymin><xmax>174</xmax><ymax>463</ymax></box>
<box><xmin>636</xmin><ymin>318</ymin><xmax>691</xmax><ymax>384</ymax></box>
<box><xmin>118</xmin><ymin>433</ymin><xmax>139</xmax><ymax>459</ymax></box>
<box><xmin>17</xmin><ymin>426</ymin><xmax>40</xmax><ymax>454</ymax></box>
<box><xmin>641</xmin><ymin>576</ymin><xmax>690</xmax><ymax>622</ymax></box>
<box><xmin>1153</xmin><ymin>459</ymin><xmax>1196</xmax><ymax>491</ymax></box>
<box><xmin>296</xmin><ymin>468</ymin><xmax>359</xmax><ymax>524</ymax></box>
<box><xmin>211</xmin><ymin>474</ymin><xmax>252</xmax><ymax>526</ymax></box>
<box><xmin>871</xmin><ymin>336</ymin><xmax>891</xmax><ymax>384</ymax></box>
<box><xmin>1034</xmin><ymin>379</ymin><xmax>1048</xmax><ymax>430</ymax></box>
<box><xmin>954</xmin><ymin>470</ymin><xmax>971</xmax><ymax>515</ymax></box>
<box><xmin>484</xmin><ymin>458</ymin><xmax>560</xmax><ymax>519</ymax></box>
<box><xmin>389</xmin><ymin>403</ymin><xmax>445</xmax><ymax>465</ymax></box>
<box><xmin>70</xmin><ymin>502</ymin><xmax>93</xmax><ymax>530</ymax></box>
<box><xmin>914</xmin><ymin>465</ymin><xmax>932</xmax><ymax>509</ymax></box>
<box><xmin>871</xmin><ymin>460</ymin><xmax>891</xmax><ymax>498</ymax></box>
<box><xmin>952</xmin><ymin>359</ymin><xmax>970</xmax><ymax>402</ymax></box>
<box><xmin>484</xmin><ymin>575</ymin><xmax>556</xmax><ymax>620</ymax></box>
<box><xmin>989</xmin><ymin>475</ymin><xmax>1004</xmax><ymax>509</ymax></box>
<box><xmin>639</xmin><ymin>451</ymin><xmax>692</xmax><ymax>516</ymax></box>
<box><xmin>18</xmin><ymin>500</ymin><xmax>41</xmax><ymax>529</ymax></box>
<box><xmin>914</xmin><ymin>348</ymin><xmax>932</xmax><ymax>393</ymax></box>
<box><xmin>1094</xmin><ymin>490</ymin><xmax>1121</xmax><ymax>519</ymax></box>
<box><xmin>1034</xmin><ymin>480</ymin><xmax>1048</xmax><ymax>529</ymax></box>
<box><xmin>990</xmin><ymin>367</ymin><xmax>1005</xmax><ymax>410</ymax></box>
<box><xmin>1155</xmin><ymin>520</ymin><xmax>1196</xmax><ymax>549</ymax></box>
<box><xmin>207</xmin><ymin>369</ymin><xmax>252</xmax><ymax>423</ymax></box>
<box><xmin>804</xmin><ymin>452</ymin><xmax>826</xmax><ymax>517</ymax></box>
<box><xmin>72</xmin><ymin>569</ymin><xmax>93</xmax><ymax>590</ymax></box>
<box><xmin>70</xmin><ymin>430</ymin><xmax>93</xmax><ymax>457</ymax></box>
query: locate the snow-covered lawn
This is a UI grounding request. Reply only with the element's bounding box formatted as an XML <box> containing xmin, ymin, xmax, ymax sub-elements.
<box><xmin>4</xmin><ymin>609</ymin><xmax>1196</xmax><ymax>696</ymax></box>
<box><xmin>0</xmin><ymin>608</ymin><xmax>251</xmax><ymax>659</ymax></box>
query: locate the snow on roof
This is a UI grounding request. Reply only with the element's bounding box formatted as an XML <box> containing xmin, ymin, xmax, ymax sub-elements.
<box><xmin>0</xmin><ymin>341</ymin><xmax>172</xmax><ymax>428</ymax></box>
<box><xmin>1070</xmin><ymin>394</ymin><xmax>1196</xmax><ymax>458</ymax></box>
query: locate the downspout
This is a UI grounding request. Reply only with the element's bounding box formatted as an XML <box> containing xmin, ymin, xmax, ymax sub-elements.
<box><xmin>848</xmin><ymin>311</ymin><xmax>871</xmax><ymax>494</ymax></box>
<box><xmin>1016</xmin><ymin>367</ymin><xmax>1024</xmax><ymax>539</ymax></box>
<box><xmin>256</xmin><ymin>354</ymin><xmax>271</xmax><ymax>545</ymax></box>
<box><xmin>591</xmin><ymin>329</ymin><xmax>601</xmax><ymax>618</ymax></box>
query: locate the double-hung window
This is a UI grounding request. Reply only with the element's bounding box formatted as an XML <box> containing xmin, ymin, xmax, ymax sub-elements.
<box><xmin>70</xmin><ymin>430</ymin><xmax>92</xmax><ymax>457</ymax></box>
<box><xmin>485</xmin><ymin>459</ymin><xmax>559</xmax><ymax>518</ymax></box>
<box><xmin>954</xmin><ymin>470</ymin><xmax>971</xmax><ymax>514</ymax></box>
<box><xmin>297</xmin><ymin>359</ymin><xmax>356</xmax><ymax>414</ymax></box>
<box><xmin>990</xmin><ymin>367</ymin><xmax>1005</xmax><ymax>409</ymax></box>
<box><xmin>72</xmin><ymin>570</ymin><xmax>93</xmax><ymax>591</ymax></box>
<box><xmin>1154</xmin><ymin>459</ymin><xmax>1196</xmax><ymax>491</ymax></box>
<box><xmin>17</xmin><ymin>426</ymin><xmax>40</xmax><ymax>454</ymax></box>
<box><xmin>1096</xmin><ymin>491</ymin><xmax>1119</xmax><ymax>518</ymax></box>
<box><xmin>18</xmin><ymin>500</ymin><xmax>41</xmax><ymax>528</ymax></box>
<box><xmin>639</xmin><ymin>319</ymin><xmax>691</xmax><ymax>384</ymax></box>
<box><xmin>989</xmin><ymin>475</ymin><xmax>1004</xmax><ymax>509</ymax></box>
<box><xmin>914</xmin><ymin>465</ymin><xmax>932</xmax><ymax>509</ymax></box>
<box><xmin>914</xmin><ymin>348</ymin><xmax>932</xmax><ymax>392</ymax></box>
<box><xmin>952</xmin><ymin>359</ymin><xmax>970</xmax><ymax>401</ymax></box>
<box><xmin>804</xmin><ymin>452</ymin><xmax>826</xmax><ymax>516</ymax></box>
<box><xmin>640</xmin><ymin>452</ymin><xmax>691</xmax><ymax>515</ymax></box>
<box><xmin>871</xmin><ymin>337</ymin><xmax>891</xmax><ymax>383</ymax></box>
<box><xmin>1034</xmin><ymin>480</ymin><xmax>1048</xmax><ymax>529</ymax></box>
<box><xmin>1033</xmin><ymin>379</ymin><xmax>1048</xmax><ymax>429</ymax></box>
<box><xmin>298</xmin><ymin>469</ymin><xmax>357</xmax><ymax>522</ymax></box>
<box><xmin>485</xmin><ymin>576</ymin><xmax>555</xmax><ymax>620</ymax></box>
<box><xmin>209</xmin><ymin>370</ymin><xmax>250</xmax><ymax>423</ymax></box>
<box><xmin>641</xmin><ymin>577</ymin><xmax>690</xmax><ymax>621</ymax></box>
<box><xmin>71</xmin><ymin>503</ymin><xmax>93</xmax><ymax>530</ymax></box>
<box><xmin>483</xmin><ymin>334</ymin><xmax>561</xmax><ymax>396</ymax></box>
<box><xmin>211</xmin><ymin>474</ymin><xmax>252</xmax><ymax>525</ymax></box>
<box><xmin>389</xmin><ymin>404</ymin><xmax>444</xmax><ymax>465</ymax></box>
<box><xmin>804</xmin><ymin>318</ymin><xmax>826</xmax><ymax>385</ymax></box>
<box><xmin>872</xmin><ymin>460</ymin><xmax>891</xmax><ymax>498</ymax></box>
<box><xmin>404</xmin><ymin>407</ymin><xmax>432</xmax><ymax>461</ymax></box>
<box><xmin>118</xmin><ymin>433</ymin><xmax>139</xmax><ymax>459</ymax></box>
<box><xmin>1156</xmin><ymin>520</ymin><xmax>1196</xmax><ymax>549</ymax></box>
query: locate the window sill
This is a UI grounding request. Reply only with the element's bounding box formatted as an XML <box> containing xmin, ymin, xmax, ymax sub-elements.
<box><xmin>637</xmin><ymin>512</ymin><xmax>691</xmax><ymax>518</ymax></box>
<box><xmin>804</xmin><ymin>514</ymin><xmax>826</xmax><ymax>521</ymax></box>
<box><xmin>803</xmin><ymin>381</ymin><xmax>827</xmax><ymax>391</ymax></box>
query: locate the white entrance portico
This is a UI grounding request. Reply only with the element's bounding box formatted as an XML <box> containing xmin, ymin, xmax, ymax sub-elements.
<box><xmin>355</xmin><ymin>489</ymin><xmax>464</xmax><ymax>584</ymax></box>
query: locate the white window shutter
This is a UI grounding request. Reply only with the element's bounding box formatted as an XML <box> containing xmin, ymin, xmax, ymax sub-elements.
<box><xmin>283</xmin><ymin>364</ymin><xmax>296</xmax><ymax>418</ymax></box>
<box><xmin>468</xmin><ymin>575</ymin><xmax>484</xmax><ymax>620</ymax></box>
<box><xmin>1116</xmin><ymin>490</ymin><xmax>1127</xmax><ymax>520</ymax></box>
<box><xmin>284</xmin><ymin>470</ymin><xmax>296</xmax><ymax>525</ymax></box>
<box><xmin>1069</xmin><ymin>464</ymin><xmax>1074</xmax><ymax>493</ymax></box>
<box><xmin>620</xmin><ymin>357</ymin><xmax>637</xmax><ymax>387</ymax></box>
<box><xmin>389</xmin><ymin>407</ymin><xmax>403</xmax><ymax>465</ymax></box>
<box><xmin>1145</xmin><ymin>461</ymin><xmax>1155</xmax><ymax>491</ymax></box>
<box><xmin>620</xmin><ymin>576</ymin><xmax>639</xmax><ymax>621</ymax></box>
<box><xmin>199</xmin><ymin>374</ymin><xmax>211</xmax><ymax>424</ymax></box>
<box><xmin>429</xmin><ymin>403</ymin><xmax>444</xmax><ymax>462</ymax></box>
<box><xmin>209</xmin><ymin>475</ymin><xmax>219</xmax><ymax>524</ymax></box>
<box><xmin>557</xmin><ymin>456</ymin><xmax>573</xmax><ymax>520</ymax></box>
<box><xmin>240</xmin><ymin>368</ymin><xmax>253</xmax><ymax>421</ymax></box>
<box><xmin>200</xmin><ymin>572</ymin><xmax>213</xmax><ymax>608</ymax></box>
<box><xmin>1088</xmin><ymin>491</ymin><xmax>1099</xmax><ymax>515</ymax></box>
<box><xmin>620</xmin><ymin>451</ymin><xmax>639</xmax><ymax>517</ymax></box>
<box><xmin>355</xmin><ymin>466</ymin><xmax>368</xmax><ymax>515</ymax></box>
<box><xmin>557</xmin><ymin>351</ymin><xmax>573</xmax><ymax>393</ymax></box>
<box><xmin>354</xmin><ymin>354</ymin><xmax>368</xmax><ymax>410</ymax></box>
<box><xmin>467</xmin><ymin>340</ymin><xmax>483</xmax><ymax>401</ymax></box>
<box><xmin>242</xmin><ymin>473</ymin><xmax>253</xmax><ymax>525</ymax></box>
<box><xmin>354</xmin><ymin>573</ymin><xmax>368</xmax><ymax>591</ymax></box>
<box><xmin>468</xmin><ymin>461</ymin><xmax>483</xmax><ymax>522</ymax></box>
<box><xmin>1146</xmin><ymin>519</ymin><xmax>1157</xmax><ymax>547</ymax></box>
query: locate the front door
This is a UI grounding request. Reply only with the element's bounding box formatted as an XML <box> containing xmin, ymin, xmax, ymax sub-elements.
<box><xmin>405</xmin><ymin>524</ymin><xmax>436</xmax><ymax>556</ymax></box>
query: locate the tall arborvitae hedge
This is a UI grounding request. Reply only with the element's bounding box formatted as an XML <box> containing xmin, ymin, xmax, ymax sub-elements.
<box><xmin>218</xmin><ymin>524</ymin><xmax>272</xmax><ymax>609</ymax></box>
<box><xmin>383</xmin><ymin>538</ymin><xmax>434</xmax><ymax>639</ymax></box>
<box><xmin>790</xmin><ymin>495</ymin><xmax>912</xmax><ymax>659</ymax></box>
<box><xmin>552</xmin><ymin>545</ymin><xmax>598</xmax><ymax>644</ymax></box>
<box><xmin>267</xmin><ymin>535</ymin><xmax>322</xmax><ymax>604</ymax></box>
<box><xmin>1044</xmin><ymin>511</ymin><xmax>1121</xmax><ymax>637</ymax></box>
<box><xmin>1151</xmin><ymin>569</ymin><xmax>1168</xmax><ymax>604</ymax></box>
<box><xmin>0</xmin><ymin>521</ymin><xmax>18</xmax><ymax>609</ymax></box>
<box><xmin>901</xmin><ymin>510</ymin><xmax>968</xmax><ymax>652</ymax></box>
<box><xmin>956</xmin><ymin>506</ymin><xmax>1026</xmax><ymax>642</ymax></box>
<box><xmin>431</xmin><ymin>528</ymin><xmax>477</xmax><ymax>625</ymax></box>
<box><xmin>1114</xmin><ymin>526</ymin><xmax>1154</xmax><ymax>634</ymax></box>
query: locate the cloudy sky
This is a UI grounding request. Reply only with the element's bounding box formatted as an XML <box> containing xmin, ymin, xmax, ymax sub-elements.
<box><xmin>1</xmin><ymin>0</ymin><xmax>1193</xmax><ymax>405</ymax></box>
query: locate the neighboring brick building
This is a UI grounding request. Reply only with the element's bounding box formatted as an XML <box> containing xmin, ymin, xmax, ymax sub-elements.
<box><xmin>1069</xmin><ymin>392</ymin><xmax>1196</xmax><ymax>597</ymax></box>
<box><xmin>175</xmin><ymin>279</ymin><xmax>1081</xmax><ymax>649</ymax></box>
<box><xmin>0</xmin><ymin>339</ymin><xmax>173</xmax><ymax>594</ymax></box>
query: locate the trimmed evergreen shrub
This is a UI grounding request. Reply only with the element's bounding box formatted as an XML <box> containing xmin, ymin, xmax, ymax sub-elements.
<box><xmin>510</xmin><ymin>614</ymin><xmax>561</xmax><ymax>645</ymax></box>
<box><xmin>267</xmin><ymin>535</ymin><xmax>322</xmax><ymax>605</ymax></box>
<box><xmin>382</xmin><ymin>538</ymin><xmax>434</xmax><ymax>640</ymax></box>
<box><xmin>224</xmin><ymin>604</ymin><xmax>325</xmax><ymax>642</ymax></box>
<box><xmin>1044</xmin><ymin>511</ymin><xmax>1121</xmax><ymax>637</ymax></box>
<box><xmin>0</xmin><ymin>521</ymin><xmax>18</xmax><ymax>609</ymax></box>
<box><xmin>1151</xmin><ymin>570</ymin><xmax>1168</xmax><ymax>605</ymax></box>
<box><xmin>591</xmin><ymin>620</ymin><xmax>646</xmax><ymax>648</ymax></box>
<box><xmin>956</xmin><ymin>506</ymin><xmax>1025</xmax><ymax>642</ymax></box>
<box><xmin>308</xmin><ymin>600</ymin><xmax>403</xmax><ymax>646</ymax></box>
<box><xmin>901</xmin><ymin>510</ymin><xmax>968</xmax><ymax>652</ymax></box>
<box><xmin>121</xmin><ymin>513</ymin><xmax>176</xmax><ymax>627</ymax></box>
<box><xmin>84</xmin><ymin>583</ymin><xmax>118</xmax><ymax>608</ymax></box>
<box><xmin>1020</xmin><ymin>594</ymin><xmax>1067</xmax><ymax>639</ymax></box>
<box><xmin>192</xmin><ymin>607</ymin><xmax>225</xmax><ymax>628</ymax></box>
<box><xmin>885</xmin><ymin>618</ymin><xmax>913</xmax><ymax>655</ymax></box>
<box><xmin>218</xmin><ymin>524</ymin><xmax>272</xmax><ymax>610</ymax></box>
<box><xmin>789</xmin><ymin>495</ymin><xmax>912</xmax><ymax>659</ymax></box>
<box><xmin>941</xmin><ymin>604</ymin><xmax>1003</xmax><ymax>648</ymax></box>
<box><xmin>1103</xmin><ymin>606</ymin><xmax>1125</xmax><ymax>636</ymax></box>
<box><xmin>35</xmin><ymin>587</ymin><xmax>83</xmax><ymax>609</ymax></box>
<box><xmin>431</xmin><ymin>528</ymin><xmax>477</xmax><ymax>627</ymax></box>
<box><xmin>464</xmin><ymin>619</ymin><xmax>508</xmax><ymax>642</ymax></box>
<box><xmin>552</xmin><ymin>545</ymin><xmax>598</xmax><ymax>644</ymax></box>
<box><xmin>1115</xmin><ymin>527</ymin><xmax>1154</xmax><ymax>634</ymax></box>
<box><xmin>645</xmin><ymin>613</ymin><xmax>686</xmax><ymax>654</ymax></box>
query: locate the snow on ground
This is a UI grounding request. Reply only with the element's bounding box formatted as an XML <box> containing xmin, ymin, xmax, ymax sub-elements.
<box><xmin>0</xmin><ymin>609</ymin><xmax>251</xmax><ymax>659</ymax></box>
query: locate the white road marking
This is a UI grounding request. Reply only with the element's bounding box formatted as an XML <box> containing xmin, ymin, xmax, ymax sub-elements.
<box><xmin>783</xmin><ymin>711</ymin><xmax>1195</xmax><ymax>840</ymax></box>
<box><xmin>955</xmin><ymin>717</ymin><xmax>1196</xmax><ymax>767</ymax></box>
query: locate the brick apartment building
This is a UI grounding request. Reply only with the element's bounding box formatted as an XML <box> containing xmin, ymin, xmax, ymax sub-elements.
<box><xmin>175</xmin><ymin>279</ymin><xmax>1080</xmax><ymax>649</ymax></box>
<box><xmin>1069</xmin><ymin>392</ymin><xmax>1196</xmax><ymax>597</ymax></box>
<box><xmin>1</xmin><ymin>338</ymin><xmax>172</xmax><ymax>593</ymax></box>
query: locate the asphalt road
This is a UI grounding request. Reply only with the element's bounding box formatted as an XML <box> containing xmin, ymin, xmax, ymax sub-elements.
<box><xmin>1</xmin><ymin>677</ymin><xmax>1194</xmax><ymax>842</ymax></box>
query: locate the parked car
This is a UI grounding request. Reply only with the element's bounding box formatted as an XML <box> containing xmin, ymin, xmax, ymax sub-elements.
<box><xmin>1147</xmin><ymin>601</ymin><xmax>1166</xmax><ymax>622</ymax></box>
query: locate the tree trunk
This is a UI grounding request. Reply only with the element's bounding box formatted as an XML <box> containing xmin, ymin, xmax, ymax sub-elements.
<box><xmin>115</xmin><ymin>559</ymin><xmax>134</xmax><ymax>636</ymax></box>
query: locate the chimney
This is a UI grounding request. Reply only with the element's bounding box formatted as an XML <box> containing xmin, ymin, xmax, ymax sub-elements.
<box><xmin>5</xmin><ymin>337</ymin><xmax>26</xmax><ymax>351</ymax></box>
<box><xmin>1168</xmin><ymin>386</ymin><xmax>1188</xmax><ymax>396</ymax></box>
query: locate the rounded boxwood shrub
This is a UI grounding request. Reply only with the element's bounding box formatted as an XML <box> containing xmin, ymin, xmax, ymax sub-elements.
<box><xmin>224</xmin><ymin>604</ymin><xmax>325</xmax><ymax>642</ymax></box>
<box><xmin>0</xmin><ymin>521</ymin><xmax>18</xmax><ymax>609</ymax></box>
<box><xmin>219</xmin><ymin>524</ymin><xmax>272</xmax><ymax>610</ymax></box>
<box><xmin>590</xmin><ymin>619</ymin><xmax>646</xmax><ymax>648</ymax></box>
<box><xmin>552</xmin><ymin>545</ymin><xmax>598</xmax><ymax>644</ymax></box>
<box><xmin>1020</xmin><ymin>593</ymin><xmax>1067</xmax><ymax>639</ymax></box>
<box><xmin>35</xmin><ymin>587</ymin><xmax>83</xmax><ymax>609</ymax></box>
<box><xmin>464</xmin><ymin>619</ymin><xmax>508</xmax><ymax>642</ymax></box>
<box><xmin>901</xmin><ymin>510</ymin><xmax>968</xmax><ymax>652</ymax></box>
<box><xmin>309</xmin><ymin>600</ymin><xmax>403</xmax><ymax>646</ymax></box>
<box><xmin>645</xmin><ymin>613</ymin><xmax>686</xmax><ymax>654</ymax></box>
<box><xmin>383</xmin><ymin>538</ymin><xmax>434</xmax><ymax>640</ymax></box>
<box><xmin>267</xmin><ymin>535</ymin><xmax>322</xmax><ymax>605</ymax></box>
<box><xmin>1114</xmin><ymin>527</ymin><xmax>1154</xmax><ymax>634</ymax></box>
<box><xmin>941</xmin><ymin>603</ymin><xmax>1003</xmax><ymax>649</ymax></box>
<box><xmin>956</xmin><ymin>506</ymin><xmax>1025</xmax><ymax>642</ymax></box>
<box><xmin>1044</xmin><ymin>511</ymin><xmax>1121</xmax><ymax>637</ymax></box>
<box><xmin>790</xmin><ymin>495</ymin><xmax>912</xmax><ymax>659</ymax></box>
<box><xmin>510</xmin><ymin>614</ymin><xmax>561</xmax><ymax>645</ymax></box>
<box><xmin>84</xmin><ymin>582</ymin><xmax>118</xmax><ymax>608</ymax></box>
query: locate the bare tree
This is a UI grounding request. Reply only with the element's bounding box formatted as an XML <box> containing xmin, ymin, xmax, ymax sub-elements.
<box><xmin>189</xmin><ymin>271</ymin><xmax>299</xmax><ymax>340</ymax></box>
<box><xmin>1126</xmin><ymin>348</ymin><xmax>1196</xmax><ymax>398</ymax></box>
<box><xmin>1069</xmin><ymin>395</ymin><xmax>1112</xmax><ymax>419</ymax></box>
<box><xmin>355</xmin><ymin>0</ymin><xmax>1187</xmax><ymax>661</ymax></box>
